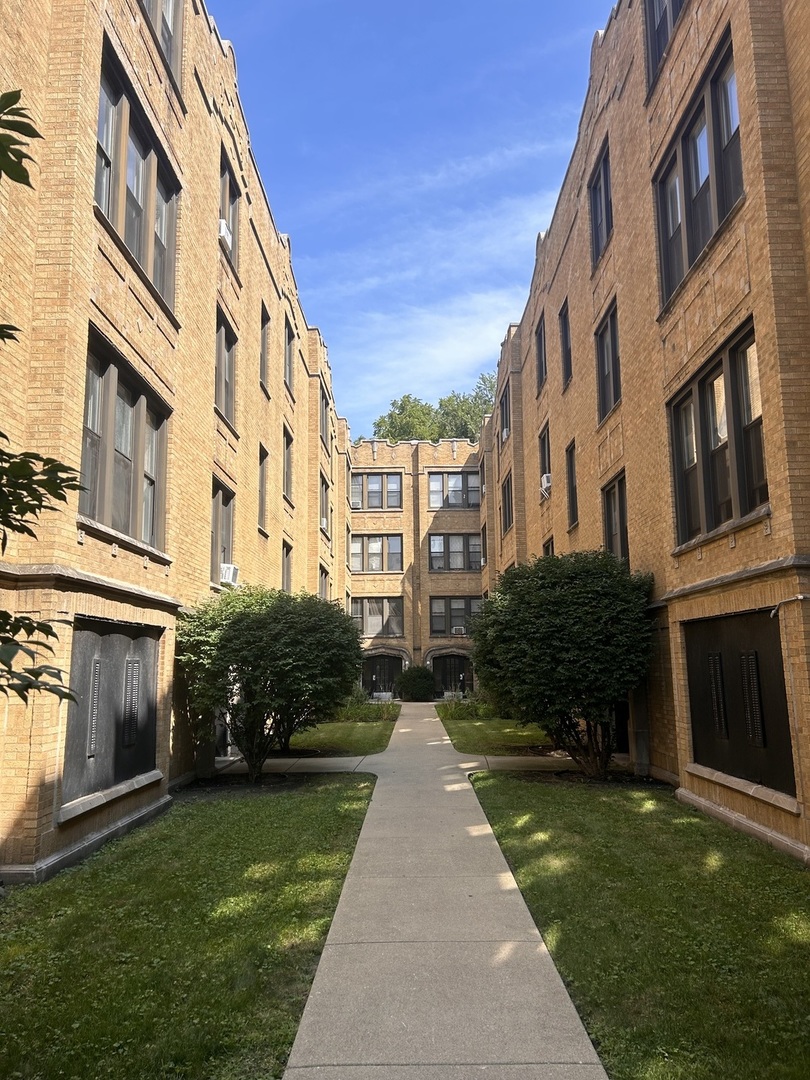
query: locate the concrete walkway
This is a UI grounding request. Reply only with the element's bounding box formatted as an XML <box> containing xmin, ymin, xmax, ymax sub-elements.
<box><xmin>275</xmin><ymin>703</ymin><xmax>608</xmax><ymax>1079</ymax></box>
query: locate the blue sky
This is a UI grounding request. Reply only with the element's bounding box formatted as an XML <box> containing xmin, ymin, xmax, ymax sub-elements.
<box><xmin>204</xmin><ymin>0</ymin><xmax>614</xmax><ymax>437</ymax></box>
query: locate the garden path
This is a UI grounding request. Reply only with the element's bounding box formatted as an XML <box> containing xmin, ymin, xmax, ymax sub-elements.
<box><xmin>277</xmin><ymin>702</ymin><xmax>608</xmax><ymax>1079</ymax></box>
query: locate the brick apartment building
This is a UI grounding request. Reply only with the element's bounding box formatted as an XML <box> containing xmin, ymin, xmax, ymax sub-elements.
<box><xmin>3</xmin><ymin>0</ymin><xmax>810</xmax><ymax>880</ymax></box>
<box><xmin>0</xmin><ymin>0</ymin><xmax>350</xmax><ymax>881</ymax></box>
<box><xmin>483</xmin><ymin>0</ymin><xmax>810</xmax><ymax>861</ymax></box>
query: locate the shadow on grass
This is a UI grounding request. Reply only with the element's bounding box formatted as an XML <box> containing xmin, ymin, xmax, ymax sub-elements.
<box><xmin>472</xmin><ymin>772</ymin><xmax>810</xmax><ymax>1080</ymax></box>
<box><xmin>0</xmin><ymin>774</ymin><xmax>374</xmax><ymax>1080</ymax></box>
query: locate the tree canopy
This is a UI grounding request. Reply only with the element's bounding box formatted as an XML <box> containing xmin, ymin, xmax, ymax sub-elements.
<box><xmin>371</xmin><ymin>372</ymin><xmax>496</xmax><ymax>442</ymax></box>
<box><xmin>471</xmin><ymin>551</ymin><xmax>654</xmax><ymax>778</ymax></box>
<box><xmin>176</xmin><ymin>587</ymin><xmax>363</xmax><ymax>780</ymax></box>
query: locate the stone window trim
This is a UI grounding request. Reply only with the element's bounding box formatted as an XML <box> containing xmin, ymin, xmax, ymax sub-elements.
<box><xmin>57</xmin><ymin>769</ymin><xmax>164</xmax><ymax>824</ymax></box>
<box><xmin>684</xmin><ymin>762</ymin><xmax>800</xmax><ymax>817</ymax></box>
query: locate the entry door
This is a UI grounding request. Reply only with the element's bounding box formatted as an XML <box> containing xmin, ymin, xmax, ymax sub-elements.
<box><xmin>364</xmin><ymin>655</ymin><xmax>402</xmax><ymax>694</ymax></box>
<box><xmin>434</xmin><ymin>655</ymin><xmax>473</xmax><ymax>695</ymax></box>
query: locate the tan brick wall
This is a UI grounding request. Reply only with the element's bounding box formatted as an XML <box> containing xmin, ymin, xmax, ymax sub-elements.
<box><xmin>0</xmin><ymin>0</ymin><xmax>352</xmax><ymax>875</ymax></box>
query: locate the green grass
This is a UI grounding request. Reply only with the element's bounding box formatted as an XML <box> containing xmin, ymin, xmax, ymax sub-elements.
<box><xmin>286</xmin><ymin>715</ymin><xmax>398</xmax><ymax>757</ymax></box>
<box><xmin>472</xmin><ymin>772</ymin><xmax>810</xmax><ymax>1080</ymax></box>
<box><xmin>0</xmin><ymin>775</ymin><xmax>374</xmax><ymax>1079</ymax></box>
<box><xmin>436</xmin><ymin>703</ymin><xmax>552</xmax><ymax>755</ymax></box>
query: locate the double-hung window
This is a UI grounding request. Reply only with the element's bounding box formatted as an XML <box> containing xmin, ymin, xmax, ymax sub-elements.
<box><xmin>219</xmin><ymin>153</ymin><xmax>239</xmax><ymax>267</ymax></box>
<box><xmin>79</xmin><ymin>347</ymin><xmax>168</xmax><ymax>549</ymax></box>
<box><xmin>566</xmin><ymin>441</ymin><xmax>578</xmax><ymax>527</ymax></box>
<box><xmin>211</xmin><ymin>480</ymin><xmax>234</xmax><ymax>583</ymax></box>
<box><xmin>320</xmin><ymin>385</ymin><xmax>330</xmax><ymax>448</ymax></box>
<box><xmin>501</xmin><ymin>473</ymin><xmax>513</xmax><ymax>535</ymax></box>
<box><xmin>596</xmin><ymin>304</ymin><xmax>621</xmax><ymax>421</ymax></box>
<box><xmin>429</xmin><ymin>534</ymin><xmax>482</xmax><ymax>572</ymax></box>
<box><xmin>282</xmin><ymin>541</ymin><xmax>292</xmax><ymax>592</ymax></box>
<box><xmin>351</xmin><ymin>535</ymin><xmax>403</xmax><ymax>573</ymax></box>
<box><xmin>258</xmin><ymin>444</ymin><xmax>268</xmax><ymax>532</ymax></box>
<box><xmin>646</xmin><ymin>0</ymin><xmax>685</xmax><ymax>79</ymax></box>
<box><xmin>429</xmin><ymin>597</ymin><xmax>483</xmax><ymax>636</ymax></box>
<box><xmin>603</xmin><ymin>472</ymin><xmax>629</xmax><ymax>561</ymax></box>
<box><xmin>215</xmin><ymin>309</ymin><xmax>236</xmax><ymax>424</ymax></box>
<box><xmin>536</xmin><ymin>315</ymin><xmax>547</xmax><ymax>392</ymax></box>
<box><xmin>94</xmin><ymin>58</ymin><xmax>178</xmax><ymax>304</ymax></box>
<box><xmin>590</xmin><ymin>144</ymin><xmax>613</xmax><ymax>264</ymax></box>
<box><xmin>499</xmin><ymin>382</ymin><xmax>511</xmax><ymax>439</ymax></box>
<box><xmin>428</xmin><ymin>472</ymin><xmax>481</xmax><ymax>509</ymax></box>
<box><xmin>351</xmin><ymin>597</ymin><xmax>404</xmax><ymax>637</ymax></box>
<box><xmin>351</xmin><ymin>473</ymin><xmax>403</xmax><ymax>510</ymax></box>
<box><xmin>560</xmin><ymin>300</ymin><xmax>573</xmax><ymax>386</ymax></box>
<box><xmin>670</xmin><ymin>327</ymin><xmax>767</xmax><ymax>544</ymax></box>
<box><xmin>656</xmin><ymin>44</ymin><xmax>744</xmax><ymax>303</ymax></box>
<box><xmin>259</xmin><ymin>305</ymin><xmax>270</xmax><ymax>389</ymax></box>
<box><xmin>319</xmin><ymin>473</ymin><xmax>330</xmax><ymax>534</ymax></box>
<box><xmin>539</xmin><ymin>423</ymin><xmax>551</xmax><ymax>486</ymax></box>
<box><xmin>284</xmin><ymin>318</ymin><xmax>295</xmax><ymax>391</ymax></box>
<box><xmin>283</xmin><ymin>427</ymin><xmax>293</xmax><ymax>503</ymax></box>
<box><xmin>142</xmin><ymin>0</ymin><xmax>183</xmax><ymax>78</ymax></box>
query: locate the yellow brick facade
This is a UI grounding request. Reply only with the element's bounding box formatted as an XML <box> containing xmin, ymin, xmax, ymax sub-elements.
<box><xmin>0</xmin><ymin>0</ymin><xmax>350</xmax><ymax>880</ymax></box>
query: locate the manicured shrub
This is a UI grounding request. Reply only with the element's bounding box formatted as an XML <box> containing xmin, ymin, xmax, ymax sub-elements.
<box><xmin>394</xmin><ymin>664</ymin><xmax>436</xmax><ymax>701</ymax></box>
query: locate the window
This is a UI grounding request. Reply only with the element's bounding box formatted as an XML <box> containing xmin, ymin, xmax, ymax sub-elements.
<box><xmin>590</xmin><ymin>144</ymin><xmax>613</xmax><ymax>264</ymax></box>
<box><xmin>481</xmin><ymin>524</ymin><xmax>487</xmax><ymax>565</ymax></box>
<box><xmin>566</xmin><ymin>441</ymin><xmax>578</xmax><ymax>527</ymax></box>
<box><xmin>320</xmin><ymin>384</ymin><xmax>330</xmax><ymax>447</ymax></box>
<box><xmin>429</xmin><ymin>597</ymin><xmax>483</xmax><ymax>636</ymax></box>
<box><xmin>142</xmin><ymin>0</ymin><xmax>182</xmax><ymax>77</ymax></box>
<box><xmin>79</xmin><ymin>347</ymin><xmax>168</xmax><ymax>549</ymax></box>
<box><xmin>603</xmin><ymin>472</ymin><xmax>629</xmax><ymax>561</ymax></box>
<box><xmin>646</xmin><ymin>0</ymin><xmax>685</xmax><ymax>78</ymax></box>
<box><xmin>501</xmin><ymin>473</ymin><xmax>513</xmax><ymax>535</ymax></box>
<box><xmin>670</xmin><ymin>327</ymin><xmax>767</xmax><ymax>544</ymax></box>
<box><xmin>319</xmin><ymin>566</ymin><xmax>330</xmax><ymax>600</ymax></box>
<box><xmin>351</xmin><ymin>597</ymin><xmax>404</xmax><ymax>637</ymax></box>
<box><xmin>258</xmin><ymin>444</ymin><xmax>268</xmax><ymax>531</ymax></box>
<box><xmin>657</xmin><ymin>46</ymin><xmax>743</xmax><ymax>302</ymax></box>
<box><xmin>94</xmin><ymin>60</ymin><xmax>178</xmax><ymax>303</ymax></box>
<box><xmin>283</xmin><ymin>427</ymin><xmax>293</xmax><ymax>503</ymax></box>
<box><xmin>539</xmin><ymin>423</ymin><xmax>551</xmax><ymax>485</ymax></box>
<box><xmin>351</xmin><ymin>535</ymin><xmax>403</xmax><ymax>573</ymax></box>
<box><xmin>211</xmin><ymin>480</ymin><xmax>234</xmax><ymax>583</ymax></box>
<box><xmin>427</xmin><ymin>472</ymin><xmax>480</xmax><ymax>509</ymax></box>
<box><xmin>219</xmin><ymin>153</ymin><xmax>239</xmax><ymax>266</ymax></box>
<box><xmin>429</xmin><ymin>534</ymin><xmax>482</xmax><ymax>572</ymax></box>
<box><xmin>500</xmin><ymin>382</ymin><xmax>511</xmax><ymax>438</ymax></box>
<box><xmin>319</xmin><ymin>473</ymin><xmax>330</xmax><ymax>533</ymax></box>
<box><xmin>259</xmin><ymin>304</ymin><xmax>270</xmax><ymax>389</ymax></box>
<box><xmin>215</xmin><ymin>309</ymin><xmax>236</xmax><ymax>424</ymax></box>
<box><xmin>596</xmin><ymin>304</ymin><xmax>621</xmax><ymax>421</ymax></box>
<box><xmin>542</xmin><ymin>536</ymin><xmax>555</xmax><ymax>557</ymax></box>
<box><xmin>351</xmin><ymin>473</ymin><xmax>402</xmax><ymax>510</ymax></box>
<box><xmin>282</xmin><ymin>541</ymin><xmax>292</xmax><ymax>592</ymax></box>
<box><xmin>536</xmin><ymin>315</ymin><xmax>547</xmax><ymax>393</ymax></box>
<box><xmin>284</xmin><ymin>317</ymin><xmax>295</xmax><ymax>391</ymax></box>
<box><xmin>560</xmin><ymin>300</ymin><xmax>573</xmax><ymax>386</ymax></box>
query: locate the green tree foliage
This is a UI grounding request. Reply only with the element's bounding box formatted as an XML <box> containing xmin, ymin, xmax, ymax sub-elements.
<box><xmin>176</xmin><ymin>587</ymin><xmax>363</xmax><ymax>780</ymax></box>
<box><xmin>394</xmin><ymin>664</ymin><xmax>436</xmax><ymax>702</ymax></box>
<box><xmin>0</xmin><ymin>89</ymin><xmax>81</xmax><ymax>703</ymax></box>
<box><xmin>372</xmin><ymin>372</ymin><xmax>496</xmax><ymax>442</ymax></box>
<box><xmin>472</xmin><ymin>551</ymin><xmax>654</xmax><ymax>778</ymax></box>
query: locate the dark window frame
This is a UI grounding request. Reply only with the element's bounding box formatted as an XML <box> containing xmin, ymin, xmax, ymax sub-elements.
<box><xmin>258</xmin><ymin>443</ymin><xmax>268</xmax><ymax>532</ymax></box>
<box><xmin>351</xmin><ymin>472</ymin><xmax>403</xmax><ymax>510</ymax></box>
<box><xmin>656</xmin><ymin>41</ymin><xmax>743</xmax><ymax>304</ymax></box>
<box><xmin>566</xmin><ymin>440</ymin><xmax>578</xmax><ymax>528</ymax></box>
<box><xmin>259</xmin><ymin>304</ymin><xmax>270</xmax><ymax>390</ymax></box>
<box><xmin>79</xmin><ymin>343</ymin><xmax>168</xmax><ymax>550</ymax></box>
<box><xmin>140</xmin><ymin>0</ymin><xmax>184</xmax><ymax>80</ymax></box>
<box><xmin>428</xmin><ymin>533</ymin><xmax>483</xmax><ymax>572</ymax></box>
<box><xmin>429</xmin><ymin>596</ymin><xmax>483</xmax><ymax>636</ymax></box>
<box><xmin>284</xmin><ymin>317</ymin><xmax>295</xmax><ymax>392</ymax></box>
<box><xmin>559</xmin><ymin>300</ymin><xmax>573</xmax><ymax>387</ymax></box>
<box><xmin>596</xmin><ymin>303</ymin><xmax>621</xmax><ymax>421</ymax></box>
<box><xmin>215</xmin><ymin>308</ymin><xmax>236</xmax><ymax>424</ymax></box>
<box><xmin>646</xmin><ymin>0</ymin><xmax>686</xmax><ymax>80</ymax></box>
<box><xmin>501</xmin><ymin>473</ymin><xmax>514</xmax><ymax>535</ymax></box>
<box><xmin>427</xmin><ymin>471</ymin><xmax>481</xmax><ymax>510</ymax></box>
<box><xmin>283</xmin><ymin>426</ymin><xmax>293</xmax><ymax>504</ymax></box>
<box><xmin>219</xmin><ymin>152</ymin><xmax>240</xmax><ymax>268</ymax></box>
<box><xmin>603</xmin><ymin>471</ymin><xmax>629</xmax><ymax>561</ymax></box>
<box><xmin>350</xmin><ymin>534</ymin><xmax>403</xmax><ymax>573</ymax></box>
<box><xmin>670</xmin><ymin>324</ymin><xmax>767</xmax><ymax>545</ymax></box>
<box><xmin>536</xmin><ymin>314</ymin><xmax>547</xmax><ymax>393</ymax></box>
<box><xmin>94</xmin><ymin>54</ymin><xmax>178</xmax><ymax>305</ymax></box>
<box><xmin>211</xmin><ymin>479</ymin><xmax>234</xmax><ymax>584</ymax></box>
<box><xmin>351</xmin><ymin>597</ymin><xmax>404</xmax><ymax>638</ymax></box>
<box><xmin>590</xmin><ymin>142</ymin><xmax>613</xmax><ymax>265</ymax></box>
<box><xmin>282</xmin><ymin>540</ymin><xmax>292</xmax><ymax>592</ymax></box>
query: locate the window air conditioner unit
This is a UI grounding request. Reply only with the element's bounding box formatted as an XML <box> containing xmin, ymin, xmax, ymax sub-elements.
<box><xmin>451</xmin><ymin>626</ymin><xmax>467</xmax><ymax>636</ymax></box>
<box><xmin>220</xmin><ymin>562</ymin><xmax>239</xmax><ymax>586</ymax></box>
<box><xmin>218</xmin><ymin>218</ymin><xmax>233</xmax><ymax>251</ymax></box>
<box><xmin>321</xmin><ymin>517</ymin><xmax>329</xmax><ymax>531</ymax></box>
<box><xmin>502</xmin><ymin>427</ymin><xmax>510</xmax><ymax>442</ymax></box>
<box><xmin>481</xmin><ymin>484</ymin><xmax>486</xmax><ymax>495</ymax></box>
<box><xmin>540</xmin><ymin>473</ymin><xmax>552</xmax><ymax>499</ymax></box>
<box><xmin>350</xmin><ymin>499</ymin><xmax>362</xmax><ymax>509</ymax></box>
<box><xmin>481</xmin><ymin>558</ymin><xmax>487</xmax><ymax>567</ymax></box>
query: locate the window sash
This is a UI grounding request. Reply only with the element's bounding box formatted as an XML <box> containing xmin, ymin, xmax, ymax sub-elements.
<box><xmin>560</xmin><ymin>303</ymin><xmax>572</xmax><ymax>385</ymax></box>
<box><xmin>596</xmin><ymin>306</ymin><xmax>621</xmax><ymax>421</ymax></box>
<box><xmin>566</xmin><ymin>442</ymin><xmax>578</xmax><ymax>527</ymax></box>
<box><xmin>428</xmin><ymin>472</ymin><xmax>480</xmax><ymax>509</ymax></box>
<box><xmin>539</xmin><ymin>425</ymin><xmax>551</xmax><ymax>478</ymax></box>
<box><xmin>501</xmin><ymin>475</ymin><xmax>513</xmax><ymax>534</ymax></box>
<box><xmin>283</xmin><ymin>429</ymin><xmax>293</xmax><ymax>501</ymax></box>
<box><xmin>536</xmin><ymin>316</ymin><xmax>547</xmax><ymax>391</ymax></box>
<box><xmin>430</xmin><ymin>597</ymin><xmax>482</xmax><ymax>635</ymax></box>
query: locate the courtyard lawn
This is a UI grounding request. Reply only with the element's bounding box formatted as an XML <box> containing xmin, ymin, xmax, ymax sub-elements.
<box><xmin>472</xmin><ymin>772</ymin><xmax>810</xmax><ymax>1080</ymax></box>
<box><xmin>0</xmin><ymin>775</ymin><xmax>374</xmax><ymax>1080</ymax></box>
<box><xmin>286</xmin><ymin>713</ymin><xmax>399</xmax><ymax>757</ymax></box>
<box><xmin>436</xmin><ymin>703</ymin><xmax>553</xmax><ymax>756</ymax></box>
